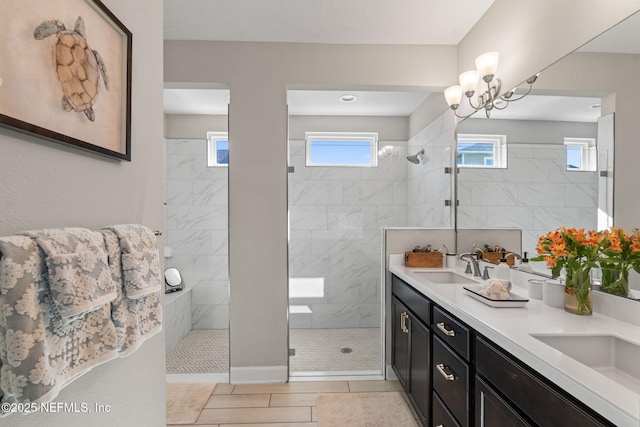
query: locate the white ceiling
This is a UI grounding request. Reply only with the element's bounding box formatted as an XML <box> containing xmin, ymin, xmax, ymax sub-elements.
<box><xmin>163</xmin><ymin>0</ymin><xmax>495</xmax><ymax>45</ymax></box>
<box><xmin>163</xmin><ymin>4</ymin><xmax>638</xmax><ymax>121</ymax></box>
<box><xmin>163</xmin><ymin>89</ymin><xmax>230</xmax><ymax>115</ymax></box>
<box><xmin>287</xmin><ymin>90</ymin><xmax>430</xmax><ymax>116</ymax></box>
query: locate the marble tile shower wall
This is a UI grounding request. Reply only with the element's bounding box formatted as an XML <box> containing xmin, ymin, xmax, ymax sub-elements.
<box><xmin>407</xmin><ymin>112</ymin><xmax>456</xmax><ymax>227</ymax></box>
<box><xmin>288</xmin><ymin>139</ymin><xmax>408</xmax><ymax>328</ymax></box>
<box><xmin>165</xmin><ymin>139</ymin><xmax>229</xmax><ymax>330</ymax></box>
<box><xmin>457</xmin><ymin>144</ymin><xmax>598</xmax><ymax>257</ymax></box>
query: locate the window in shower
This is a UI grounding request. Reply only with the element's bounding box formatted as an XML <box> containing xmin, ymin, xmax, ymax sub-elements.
<box><xmin>457</xmin><ymin>134</ymin><xmax>507</xmax><ymax>168</ymax></box>
<box><xmin>305</xmin><ymin>132</ymin><xmax>378</xmax><ymax>167</ymax></box>
<box><xmin>207</xmin><ymin>132</ymin><xmax>229</xmax><ymax>166</ymax></box>
<box><xmin>564</xmin><ymin>137</ymin><xmax>596</xmax><ymax>171</ymax></box>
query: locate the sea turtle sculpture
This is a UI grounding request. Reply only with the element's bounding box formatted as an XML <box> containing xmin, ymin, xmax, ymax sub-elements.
<box><xmin>34</xmin><ymin>16</ymin><xmax>109</xmax><ymax>122</ymax></box>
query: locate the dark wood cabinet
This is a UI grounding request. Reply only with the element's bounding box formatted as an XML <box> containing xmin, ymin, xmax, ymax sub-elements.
<box><xmin>392</xmin><ymin>276</ymin><xmax>431</xmax><ymax>426</ymax></box>
<box><xmin>409</xmin><ymin>315</ymin><xmax>431</xmax><ymax>424</ymax></box>
<box><xmin>392</xmin><ymin>296</ymin><xmax>410</xmax><ymax>389</ymax></box>
<box><xmin>475</xmin><ymin>376</ymin><xmax>532</xmax><ymax>427</ymax></box>
<box><xmin>432</xmin><ymin>335</ymin><xmax>469</xmax><ymax>426</ymax></box>
<box><xmin>390</xmin><ymin>274</ymin><xmax>615</xmax><ymax>427</ymax></box>
<box><xmin>476</xmin><ymin>337</ymin><xmax>612</xmax><ymax>427</ymax></box>
<box><xmin>433</xmin><ymin>392</ymin><xmax>461</xmax><ymax>427</ymax></box>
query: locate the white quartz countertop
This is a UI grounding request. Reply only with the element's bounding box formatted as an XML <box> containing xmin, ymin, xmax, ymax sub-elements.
<box><xmin>389</xmin><ymin>257</ymin><xmax>640</xmax><ymax>427</ymax></box>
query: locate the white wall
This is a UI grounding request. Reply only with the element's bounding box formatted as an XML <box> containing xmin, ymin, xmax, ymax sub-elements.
<box><xmin>407</xmin><ymin>112</ymin><xmax>456</xmax><ymax>227</ymax></box>
<box><xmin>457</xmin><ymin>119</ymin><xmax>598</xmax><ymax>259</ymax></box>
<box><xmin>288</xmin><ymin>135</ymin><xmax>408</xmax><ymax>329</ymax></box>
<box><xmin>0</xmin><ymin>1</ymin><xmax>165</xmax><ymax>425</ymax></box>
<box><xmin>165</xmin><ymin>138</ymin><xmax>230</xmax><ymax>330</ymax></box>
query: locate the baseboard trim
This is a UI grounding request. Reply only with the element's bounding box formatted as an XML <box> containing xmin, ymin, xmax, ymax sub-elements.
<box><xmin>230</xmin><ymin>365</ymin><xmax>288</xmax><ymax>383</ymax></box>
<box><xmin>386</xmin><ymin>364</ymin><xmax>398</xmax><ymax>381</ymax></box>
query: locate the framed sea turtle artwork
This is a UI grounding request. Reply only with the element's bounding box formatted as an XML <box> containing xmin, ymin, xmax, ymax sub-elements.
<box><xmin>0</xmin><ymin>0</ymin><xmax>132</xmax><ymax>161</ymax></box>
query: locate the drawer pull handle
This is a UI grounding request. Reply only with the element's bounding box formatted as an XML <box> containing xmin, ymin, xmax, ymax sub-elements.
<box><xmin>401</xmin><ymin>312</ymin><xmax>409</xmax><ymax>334</ymax></box>
<box><xmin>436</xmin><ymin>363</ymin><xmax>455</xmax><ymax>381</ymax></box>
<box><xmin>436</xmin><ymin>322</ymin><xmax>455</xmax><ymax>337</ymax></box>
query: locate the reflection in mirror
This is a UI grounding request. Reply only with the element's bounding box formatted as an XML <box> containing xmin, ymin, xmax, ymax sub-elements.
<box><xmin>457</xmin><ymin>95</ymin><xmax>605</xmax><ymax>259</ymax></box>
<box><xmin>454</xmin><ymin>11</ymin><xmax>640</xmax><ymax>299</ymax></box>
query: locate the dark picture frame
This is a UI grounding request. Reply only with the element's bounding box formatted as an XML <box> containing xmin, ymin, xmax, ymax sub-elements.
<box><xmin>0</xmin><ymin>0</ymin><xmax>132</xmax><ymax>161</ymax></box>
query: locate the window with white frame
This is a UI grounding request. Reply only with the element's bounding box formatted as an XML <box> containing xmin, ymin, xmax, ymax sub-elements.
<box><xmin>305</xmin><ymin>132</ymin><xmax>378</xmax><ymax>167</ymax></box>
<box><xmin>207</xmin><ymin>132</ymin><xmax>228</xmax><ymax>167</ymax></box>
<box><xmin>564</xmin><ymin>137</ymin><xmax>596</xmax><ymax>171</ymax></box>
<box><xmin>457</xmin><ymin>134</ymin><xmax>507</xmax><ymax>168</ymax></box>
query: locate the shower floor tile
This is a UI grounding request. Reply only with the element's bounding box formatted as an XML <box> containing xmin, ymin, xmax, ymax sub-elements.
<box><xmin>290</xmin><ymin>328</ymin><xmax>381</xmax><ymax>374</ymax></box>
<box><xmin>166</xmin><ymin>329</ymin><xmax>229</xmax><ymax>373</ymax></box>
<box><xmin>166</xmin><ymin>328</ymin><xmax>381</xmax><ymax>374</ymax></box>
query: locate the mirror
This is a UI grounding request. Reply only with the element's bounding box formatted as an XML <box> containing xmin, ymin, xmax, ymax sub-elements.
<box><xmin>454</xmin><ymin>11</ymin><xmax>640</xmax><ymax>298</ymax></box>
<box><xmin>164</xmin><ymin>267</ymin><xmax>184</xmax><ymax>293</ymax></box>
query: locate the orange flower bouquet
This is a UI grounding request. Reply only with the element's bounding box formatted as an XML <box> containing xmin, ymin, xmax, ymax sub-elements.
<box><xmin>597</xmin><ymin>228</ymin><xmax>640</xmax><ymax>297</ymax></box>
<box><xmin>532</xmin><ymin>227</ymin><xmax>600</xmax><ymax>314</ymax></box>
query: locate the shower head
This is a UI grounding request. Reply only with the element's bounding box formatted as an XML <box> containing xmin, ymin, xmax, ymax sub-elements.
<box><xmin>407</xmin><ymin>149</ymin><xmax>425</xmax><ymax>164</ymax></box>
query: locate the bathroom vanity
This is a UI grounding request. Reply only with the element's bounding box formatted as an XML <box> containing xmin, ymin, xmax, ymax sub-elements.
<box><xmin>389</xmin><ymin>257</ymin><xmax>640</xmax><ymax>427</ymax></box>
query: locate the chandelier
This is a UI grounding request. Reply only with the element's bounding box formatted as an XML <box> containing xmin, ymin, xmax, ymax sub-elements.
<box><xmin>444</xmin><ymin>51</ymin><xmax>538</xmax><ymax>119</ymax></box>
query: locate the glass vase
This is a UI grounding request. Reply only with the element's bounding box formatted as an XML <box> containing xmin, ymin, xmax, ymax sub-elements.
<box><xmin>564</xmin><ymin>266</ymin><xmax>592</xmax><ymax>315</ymax></box>
<box><xmin>600</xmin><ymin>267</ymin><xmax>629</xmax><ymax>298</ymax></box>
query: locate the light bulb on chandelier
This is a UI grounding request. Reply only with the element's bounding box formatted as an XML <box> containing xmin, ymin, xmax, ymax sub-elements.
<box><xmin>444</xmin><ymin>51</ymin><xmax>539</xmax><ymax>119</ymax></box>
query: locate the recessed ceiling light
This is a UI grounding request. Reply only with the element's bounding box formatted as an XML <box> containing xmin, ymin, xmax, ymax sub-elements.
<box><xmin>339</xmin><ymin>94</ymin><xmax>357</xmax><ymax>103</ymax></box>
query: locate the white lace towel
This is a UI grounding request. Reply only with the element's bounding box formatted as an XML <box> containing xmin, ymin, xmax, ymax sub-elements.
<box><xmin>101</xmin><ymin>230</ymin><xmax>162</xmax><ymax>356</ymax></box>
<box><xmin>19</xmin><ymin>228</ymin><xmax>116</xmax><ymax>322</ymax></box>
<box><xmin>101</xmin><ymin>225</ymin><xmax>161</xmax><ymax>299</ymax></box>
<box><xmin>0</xmin><ymin>235</ymin><xmax>118</xmax><ymax>411</ymax></box>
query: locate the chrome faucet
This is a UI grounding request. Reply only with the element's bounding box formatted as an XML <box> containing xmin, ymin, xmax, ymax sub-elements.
<box><xmin>505</xmin><ymin>252</ymin><xmax>522</xmax><ymax>265</ymax></box>
<box><xmin>460</xmin><ymin>253</ymin><xmax>482</xmax><ymax>277</ymax></box>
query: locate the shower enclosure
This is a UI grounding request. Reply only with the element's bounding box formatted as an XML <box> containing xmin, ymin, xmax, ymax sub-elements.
<box><xmin>164</xmin><ymin>89</ymin><xmax>230</xmax><ymax>378</ymax></box>
<box><xmin>287</xmin><ymin>97</ymin><xmax>412</xmax><ymax>376</ymax></box>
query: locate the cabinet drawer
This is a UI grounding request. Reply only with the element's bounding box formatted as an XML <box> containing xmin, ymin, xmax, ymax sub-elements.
<box><xmin>475</xmin><ymin>375</ymin><xmax>532</xmax><ymax>427</ymax></box>
<box><xmin>392</xmin><ymin>275</ymin><xmax>430</xmax><ymax>325</ymax></box>
<box><xmin>432</xmin><ymin>306</ymin><xmax>470</xmax><ymax>360</ymax></box>
<box><xmin>433</xmin><ymin>392</ymin><xmax>460</xmax><ymax>427</ymax></box>
<box><xmin>433</xmin><ymin>336</ymin><xmax>469</xmax><ymax>426</ymax></box>
<box><xmin>476</xmin><ymin>337</ymin><xmax>613</xmax><ymax>427</ymax></box>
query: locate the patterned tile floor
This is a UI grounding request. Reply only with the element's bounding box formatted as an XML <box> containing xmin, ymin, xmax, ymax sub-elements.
<box><xmin>166</xmin><ymin>380</ymin><xmax>413</xmax><ymax>426</ymax></box>
<box><xmin>166</xmin><ymin>328</ymin><xmax>381</xmax><ymax>375</ymax></box>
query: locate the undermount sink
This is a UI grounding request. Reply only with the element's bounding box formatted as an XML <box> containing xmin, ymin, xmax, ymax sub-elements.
<box><xmin>531</xmin><ymin>334</ymin><xmax>640</xmax><ymax>393</ymax></box>
<box><xmin>411</xmin><ymin>270</ymin><xmax>478</xmax><ymax>284</ymax></box>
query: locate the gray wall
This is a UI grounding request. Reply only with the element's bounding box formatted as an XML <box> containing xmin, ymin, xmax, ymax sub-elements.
<box><xmin>164</xmin><ymin>4</ymin><xmax>636</xmax><ymax>381</ymax></box>
<box><xmin>457</xmin><ymin>0</ymin><xmax>640</xmax><ymax>98</ymax></box>
<box><xmin>0</xmin><ymin>0</ymin><xmax>165</xmax><ymax>425</ymax></box>
<box><xmin>527</xmin><ymin>51</ymin><xmax>640</xmax><ymax>229</ymax></box>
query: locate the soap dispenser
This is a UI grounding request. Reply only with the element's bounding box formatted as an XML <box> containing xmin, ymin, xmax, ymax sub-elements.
<box><xmin>494</xmin><ymin>255</ymin><xmax>510</xmax><ymax>280</ymax></box>
<box><xmin>518</xmin><ymin>252</ymin><xmax>533</xmax><ymax>273</ymax></box>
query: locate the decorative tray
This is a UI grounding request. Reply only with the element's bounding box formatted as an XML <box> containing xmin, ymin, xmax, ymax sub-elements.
<box><xmin>463</xmin><ymin>285</ymin><xmax>529</xmax><ymax>308</ymax></box>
